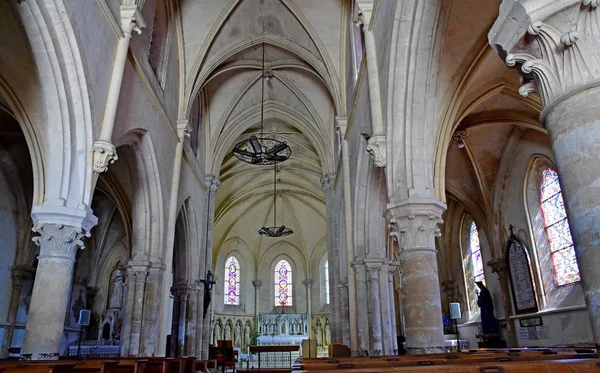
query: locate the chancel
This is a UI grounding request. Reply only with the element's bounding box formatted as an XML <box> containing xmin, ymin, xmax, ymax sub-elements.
<box><xmin>1</xmin><ymin>0</ymin><xmax>600</xmax><ymax>372</ymax></box>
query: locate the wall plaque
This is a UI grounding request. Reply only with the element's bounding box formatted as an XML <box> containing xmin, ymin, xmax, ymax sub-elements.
<box><xmin>507</xmin><ymin>236</ymin><xmax>538</xmax><ymax>314</ymax></box>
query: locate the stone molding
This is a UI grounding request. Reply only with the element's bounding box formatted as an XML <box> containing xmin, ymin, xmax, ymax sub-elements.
<box><xmin>320</xmin><ymin>174</ymin><xmax>335</xmax><ymax>190</ymax></box>
<box><xmin>252</xmin><ymin>280</ymin><xmax>262</xmax><ymax>288</ymax></box>
<box><xmin>32</xmin><ymin>223</ymin><xmax>89</xmax><ymax>261</ymax></box>
<box><xmin>302</xmin><ymin>279</ymin><xmax>314</xmax><ymax>288</ymax></box>
<box><xmin>120</xmin><ymin>3</ymin><xmax>146</xmax><ymax>36</ymax></box>
<box><xmin>451</xmin><ymin>130</ymin><xmax>468</xmax><ymax>143</ymax></box>
<box><xmin>205</xmin><ymin>176</ymin><xmax>221</xmax><ymax>192</ymax></box>
<box><xmin>489</xmin><ymin>0</ymin><xmax>600</xmax><ymax>106</ymax></box>
<box><xmin>366</xmin><ymin>134</ymin><xmax>387</xmax><ymax>168</ymax></box>
<box><xmin>385</xmin><ymin>199</ymin><xmax>445</xmax><ymax>253</ymax></box>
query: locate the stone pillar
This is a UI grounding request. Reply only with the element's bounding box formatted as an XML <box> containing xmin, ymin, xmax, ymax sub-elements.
<box><xmin>489</xmin><ymin>0</ymin><xmax>600</xmax><ymax>346</ymax></box>
<box><xmin>252</xmin><ymin>280</ymin><xmax>262</xmax><ymax>332</ymax></box>
<box><xmin>386</xmin><ymin>200</ymin><xmax>445</xmax><ymax>354</ymax></box>
<box><xmin>121</xmin><ymin>263</ymin><xmax>150</xmax><ymax>357</ymax></box>
<box><xmin>21</xmin><ymin>223</ymin><xmax>93</xmax><ymax>360</ymax></box>
<box><xmin>177</xmin><ymin>289</ymin><xmax>188</xmax><ymax>357</ymax></box>
<box><xmin>338</xmin><ymin>282</ymin><xmax>350</xmax><ymax>346</ymax></box>
<box><xmin>366</xmin><ymin>265</ymin><xmax>383</xmax><ymax>355</ymax></box>
<box><xmin>200</xmin><ymin>177</ymin><xmax>220</xmax><ymax>359</ymax></box>
<box><xmin>357</xmin><ymin>5</ymin><xmax>387</xmax><ymax>167</ymax></box>
<box><xmin>1</xmin><ymin>266</ymin><xmax>34</xmax><ymax>358</ymax></box>
<box><xmin>388</xmin><ymin>267</ymin><xmax>399</xmax><ymax>353</ymax></box>
<box><xmin>186</xmin><ymin>285</ymin><xmax>198</xmax><ymax>356</ymax></box>
<box><xmin>488</xmin><ymin>258</ymin><xmax>517</xmax><ymax>347</ymax></box>
<box><xmin>194</xmin><ymin>281</ymin><xmax>204</xmax><ymax>357</ymax></box>
<box><xmin>353</xmin><ymin>263</ymin><xmax>369</xmax><ymax>354</ymax></box>
<box><xmin>170</xmin><ymin>284</ymin><xmax>189</xmax><ymax>357</ymax></box>
<box><xmin>321</xmin><ymin>175</ymin><xmax>340</xmax><ymax>343</ymax></box>
<box><xmin>379</xmin><ymin>263</ymin><xmax>394</xmax><ymax>355</ymax></box>
<box><xmin>303</xmin><ymin>280</ymin><xmax>313</xmax><ymax>337</ymax></box>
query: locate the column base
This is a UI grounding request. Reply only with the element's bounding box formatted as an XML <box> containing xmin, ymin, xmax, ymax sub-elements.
<box><xmin>20</xmin><ymin>352</ymin><xmax>60</xmax><ymax>361</ymax></box>
<box><xmin>406</xmin><ymin>346</ymin><xmax>445</xmax><ymax>354</ymax></box>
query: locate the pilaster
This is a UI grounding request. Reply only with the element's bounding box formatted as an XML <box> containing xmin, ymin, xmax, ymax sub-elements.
<box><xmin>488</xmin><ymin>258</ymin><xmax>517</xmax><ymax>347</ymax></box>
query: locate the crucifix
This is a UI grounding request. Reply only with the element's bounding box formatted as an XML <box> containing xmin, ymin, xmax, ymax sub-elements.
<box><xmin>200</xmin><ymin>270</ymin><xmax>216</xmax><ymax>318</ymax></box>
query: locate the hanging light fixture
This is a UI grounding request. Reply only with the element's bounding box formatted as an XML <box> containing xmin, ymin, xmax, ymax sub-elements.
<box><xmin>259</xmin><ymin>164</ymin><xmax>293</xmax><ymax>237</ymax></box>
<box><xmin>233</xmin><ymin>43</ymin><xmax>291</xmax><ymax>165</ymax></box>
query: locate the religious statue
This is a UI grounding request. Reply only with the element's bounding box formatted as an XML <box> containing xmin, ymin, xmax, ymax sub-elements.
<box><xmin>476</xmin><ymin>281</ymin><xmax>500</xmax><ymax>336</ymax></box>
<box><xmin>213</xmin><ymin>320</ymin><xmax>222</xmax><ymax>344</ymax></box>
<box><xmin>109</xmin><ymin>269</ymin><xmax>125</xmax><ymax>309</ymax></box>
<box><xmin>224</xmin><ymin>321</ymin><xmax>232</xmax><ymax>341</ymax></box>
<box><xmin>234</xmin><ymin>320</ymin><xmax>242</xmax><ymax>347</ymax></box>
<box><xmin>325</xmin><ymin>320</ymin><xmax>331</xmax><ymax>346</ymax></box>
<box><xmin>200</xmin><ymin>270</ymin><xmax>217</xmax><ymax>318</ymax></box>
<box><xmin>244</xmin><ymin>323</ymin><xmax>251</xmax><ymax>348</ymax></box>
<box><xmin>314</xmin><ymin>319</ymin><xmax>323</xmax><ymax>347</ymax></box>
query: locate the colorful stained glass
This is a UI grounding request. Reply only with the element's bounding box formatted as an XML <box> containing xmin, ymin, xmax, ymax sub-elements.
<box><xmin>274</xmin><ymin>259</ymin><xmax>293</xmax><ymax>306</ymax></box>
<box><xmin>470</xmin><ymin>221</ymin><xmax>486</xmax><ymax>285</ymax></box>
<box><xmin>224</xmin><ymin>256</ymin><xmax>240</xmax><ymax>305</ymax></box>
<box><xmin>324</xmin><ymin>260</ymin><xmax>330</xmax><ymax>305</ymax></box>
<box><xmin>540</xmin><ymin>168</ymin><xmax>580</xmax><ymax>286</ymax></box>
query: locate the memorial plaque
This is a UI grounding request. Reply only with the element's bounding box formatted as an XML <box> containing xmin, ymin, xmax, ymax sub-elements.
<box><xmin>507</xmin><ymin>237</ymin><xmax>538</xmax><ymax>314</ymax></box>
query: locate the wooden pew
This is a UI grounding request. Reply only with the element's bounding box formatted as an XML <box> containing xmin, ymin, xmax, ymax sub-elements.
<box><xmin>1</xmin><ymin>362</ymin><xmax>78</xmax><ymax>373</ymax></box>
<box><xmin>295</xmin><ymin>359</ymin><xmax>600</xmax><ymax>373</ymax></box>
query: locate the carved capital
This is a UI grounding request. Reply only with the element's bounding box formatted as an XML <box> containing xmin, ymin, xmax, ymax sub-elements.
<box><xmin>252</xmin><ymin>280</ymin><xmax>262</xmax><ymax>289</ymax></box>
<box><xmin>385</xmin><ymin>199</ymin><xmax>445</xmax><ymax>253</ymax></box>
<box><xmin>302</xmin><ymin>279</ymin><xmax>314</xmax><ymax>288</ymax></box>
<box><xmin>320</xmin><ymin>174</ymin><xmax>334</xmax><ymax>191</ymax></box>
<box><xmin>31</xmin><ymin>223</ymin><xmax>89</xmax><ymax>261</ymax></box>
<box><xmin>489</xmin><ymin>1</ymin><xmax>600</xmax><ymax>105</ymax></box>
<box><xmin>177</xmin><ymin>120</ymin><xmax>191</xmax><ymax>142</ymax></box>
<box><xmin>204</xmin><ymin>176</ymin><xmax>221</xmax><ymax>192</ymax></box>
<box><xmin>120</xmin><ymin>4</ymin><xmax>146</xmax><ymax>35</ymax></box>
<box><xmin>488</xmin><ymin>258</ymin><xmax>508</xmax><ymax>275</ymax></box>
<box><xmin>91</xmin><ymin>139</ymin><xmax>118</xmax><ymax>173</ymax></box>
<box><xmin>366</xmin><ymin>134</ymin><xmax>387</xmax><ymax>167</ymax></box>
<box><xmin>451</xmin><ymin>130</ymin><xmax>468</xmax><ymax>143</ymax></box>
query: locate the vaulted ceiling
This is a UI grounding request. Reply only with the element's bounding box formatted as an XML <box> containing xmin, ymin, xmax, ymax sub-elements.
<box><xmin>179</xmin><ymin>0</ymin><xmax>344</xmax><ymax>267</ymax></box>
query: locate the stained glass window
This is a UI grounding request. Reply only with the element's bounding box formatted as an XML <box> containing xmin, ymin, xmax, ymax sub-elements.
<box><xmin>470</xmin><ymin>221</ymin><xmax>486</xmax><ymax>285</ymax></box>
<box><xmin>324</xmin><ymin>260</ymin><xmax>330</xmax><ymax>305</ymax></box>
<box><xmin>540</xmin><ymin>168</ymin><xmax>580</xmax><ymax>286</ymax></box>
<box><xmin>274</xmin><ymin>259</ymin><xmax>293</xmax><ymax>306</ymax></box>
<box><xmin>224</xmin><ymin>256</ymin><xmax>240</xmax><ymax>305</ymax></box>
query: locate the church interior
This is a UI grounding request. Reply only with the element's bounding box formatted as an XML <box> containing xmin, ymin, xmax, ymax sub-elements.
<box><xmin>2</xmin><ymin>0</ymin><xmax>600</xmax><ymax>371</ymax></box>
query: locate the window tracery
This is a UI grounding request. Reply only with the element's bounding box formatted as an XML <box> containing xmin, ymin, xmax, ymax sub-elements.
<box><xmin>274</xmin><ymin>259</ymin><xmax>293</xmax><ymax>306</ymax></box>
<box><xmin>540</xmin><ymin>168</ymin><xmax>580</xmax><ymax>286</ymax></box>
<box><xmin>224</xmin><ymin>256</ymin><xmax>240</xmax><ymax>305</ymax></box>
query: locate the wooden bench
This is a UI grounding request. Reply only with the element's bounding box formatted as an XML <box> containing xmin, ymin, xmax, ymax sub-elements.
<box><xmin>1</xmin><ymin>362</ymin><xmax>78</xmax><ymax>373</ymax></box>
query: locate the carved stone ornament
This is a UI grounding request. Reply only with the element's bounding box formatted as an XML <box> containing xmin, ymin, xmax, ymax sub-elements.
<box><xmin>320</xmin><ymin>174</ymin><xmax>334</xmax><ymax>190</ymax></box>
<box><xmin>91</xmin><ymin>139</ymin><xmax>118</xmax><ymax>173</ymax></box>
<box><xmin>252</xmin><ymin>280</ymin><xmax>262</xmax><ymax>288</ymax></box>
<box><xmin>32</xmin><ymin>223</ymin><xmax>89</xmax><ymax>261</ymax></box>
<box><xmin>204</xmin><ymin>176</ymin><xmax>221</xmax><ymax>192</ymax></box>
<box><xmin>177</xmin><ymin>120</ymin><xmax>192</xmax><ymax>142</ymax></box>
<box><xmin>366</xmin><ymin>134</ymin><xmax>387</xmax><ymax>167</ymax></box>
<box><xmin>385</xmin><ymin>200</ymin><xmax>445</xmax><ymax>253</ymax></box>
<box><xmin>451</xmin><ymin>130</ymin><xmax>468</xmax><ymax>143</ymax></box>
<box><xmin>489</xmin><ymin>0</ymin><xmax>600</xmax><ymax>105</ymax></box>
<box><xmin>120</xmin><ymin>3</ymin><xmax>146</xmax><ymax>35</ymax></box>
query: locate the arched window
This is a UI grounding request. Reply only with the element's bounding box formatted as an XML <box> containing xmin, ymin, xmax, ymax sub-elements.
<box><xmin>274</xmin><ymin>259</ymin><xmax>293</xmax><ymax>306</ymax></box>
<box><xmin>324</xmin><ymin>260</ymin><xmax>330</xmax><ymax>305</ymax></box>
<box><xmin>540</xmin><ymin>168</ymin><xmax>580</xmax><ymax>286</ymax></box>
<box><xmin>224</xmin><ymin>256</ymin><xmax>240</xmax><ymax>305</ymax></box>
<box><xmin>470</xmin><ymin>222</ymin><xmax>485</xmax><ymax>285</ymax></box>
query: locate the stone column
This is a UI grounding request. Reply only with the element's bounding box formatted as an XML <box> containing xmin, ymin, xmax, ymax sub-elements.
<box><xmin>338</xmin><ymin>282</ymin><xmax>350</xmax><ymax>347</ymax></box>
<box><xmin>186</xmin><ymin>285</ymin><xmax>198</xmax><ymax>356</ymax></box>
<box><xmin>379</xmin><ymin>263</ymin><xmax>394</xmax><ymax>355</ymax></box>
<box><xmin>177</xmin><ymin>289</ymin><xmax>188</xmax><ymax>357</ymax></box>
<box><xmin>353</xmin><ymin>263</ymin><xmax>370</xmax><ymax>355</ymax></box>
<box><xmin>388</xmin><ymin>267</ymin><xmax>399</xmax><ymax>354</ymax></box>
<box><xmin>194</xmin><ymin>281</ymin><xmax>204</xmax><ymax>357</ymax></box>
<box><xmin>488</xmin><ymin>258</ymin><xmax>517</xmax><ymax>347</ymax></box>
<box><xmin>121</xmin><ymin>263</ymin><xmax>150</xmax><ymax>357</ymax></box>
<box><xmin>366</xmin><ymin>265</ymin><xmax>383</xmax><ymax>355</ymax></box>
<box><xmin>321</xmin><ymin>175</ymin><xmax>339</xmax><ymax>343</ymax></box>
<box><xmin>21</xmin><ymin>223</ymin><xmax>93</xmax><ymax>360</ymax></box>
<box><xmin>1</xmin><ymin>266</ymin><xmax>34</xmax><ymax>358</ymax></box>
<box><xmin>489</xmin><ymin>0</ymin><xmax>600</xmax><ymax>346</ymax></box>
<box><xmin>252</xmin><ymin>280</ymin><xmax>262</xmax><ymax>332</ymax></box>
<box><xmin>357</xmin><ymin>5</ymin><xmax>387</xmax><ymax>168</ymax></box>
<box><xmin>200</xmin><ymin>177</ymin><xmax>220</xmax><ymax>359</ymax></box>
<box><xmin>303</xmin><ymin>280</ymin><xmax>313</xmax><ymax>338</ymax></box>
<box><xmin>92</xmin><ymin>3</ymin><xmax>145</xmax><ymax>173</ymax></box>
<box><xmin>386</xmin><ymin>200</ymin><xmax>445</xmax><ymax>354</ymax></box>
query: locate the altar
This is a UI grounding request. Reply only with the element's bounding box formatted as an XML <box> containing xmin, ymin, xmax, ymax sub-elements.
<box><xmin>256</xmin><ymin>313</ymin><xmax>308</xmax><ymax>347</ymax></box>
